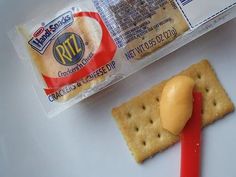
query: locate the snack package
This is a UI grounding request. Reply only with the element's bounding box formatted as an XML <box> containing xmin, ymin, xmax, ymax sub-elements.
<box><xmin>9</xmin><ymin>0</ymin><xmax>236</xmax><ymax>117</ymax></box>
<box><xmin>10</xmin><ymin>0</ymin><xmax>123</xmax><ymax>116</ymax></box>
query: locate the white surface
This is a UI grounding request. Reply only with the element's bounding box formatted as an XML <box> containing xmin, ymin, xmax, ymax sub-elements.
<box><xmin>1</xmin><ymin>0</ymin><xmax>236</xmax><ymax>177</ymax></box>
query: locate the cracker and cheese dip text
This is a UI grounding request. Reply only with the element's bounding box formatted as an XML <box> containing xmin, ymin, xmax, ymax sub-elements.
<box><xmin>160</xmin><ymin>76</ymin><xmax>195</xmax><ymax>135</ymax></box>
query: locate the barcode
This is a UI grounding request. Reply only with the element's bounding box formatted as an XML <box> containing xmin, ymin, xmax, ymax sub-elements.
<box><xmin>180</xmin><ymin>0</ymin><xmax>193</xmax><ymax>6</ymax></box>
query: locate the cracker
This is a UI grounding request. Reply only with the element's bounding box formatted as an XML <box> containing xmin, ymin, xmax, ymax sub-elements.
<box><xmin>112</xmin><ymin>60</ymin><xmax>234</xmax><ymax>163</ymax></box>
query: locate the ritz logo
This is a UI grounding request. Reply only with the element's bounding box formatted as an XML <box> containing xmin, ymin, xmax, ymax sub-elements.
<box><xmin>53</xmin><ymin>32</ymin><xmax>85</xmax><ymax>66</ymax></box>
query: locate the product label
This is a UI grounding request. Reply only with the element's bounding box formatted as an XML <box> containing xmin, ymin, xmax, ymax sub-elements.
<box><xmin>26</xmin><ymin>10</ymin><xmax>117</xmax><ymax>95</ymax></box>
<box><xmin>175</xmin><ymin>0</ymin><xmax>236</xmax><ymax>28</ymax></box>
<box><xmin>93</xmin><ymin>0</ymin><xmax>189</xmax><ymax>60</ymax></box>
<box><xmin>29</xmin><ymin>11</ymin><xmax>74</xmax><ymax>54</ymax></box>
<box><xmin>47</xmin><ymin>60</ymin><xmax>117</xmax><ymax>102</ymax></box>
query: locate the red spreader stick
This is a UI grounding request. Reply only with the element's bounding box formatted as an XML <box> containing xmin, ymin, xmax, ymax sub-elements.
<box><xmin>180</xmin><ymin>92</ymin><xmax>202</xmax><ymax>177</ymax></box>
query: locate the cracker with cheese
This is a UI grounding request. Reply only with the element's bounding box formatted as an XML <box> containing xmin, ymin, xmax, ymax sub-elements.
<box><xmin>112</xmin><ymin>60</ymin><xmax>234</xmax><ymax>163</ymax></box>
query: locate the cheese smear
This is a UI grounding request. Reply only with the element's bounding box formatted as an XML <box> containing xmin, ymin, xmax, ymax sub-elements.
<box><xmin>160</xmin><ymin>76</ymin><xmax>195</xmax><ymax>135</ymax></box>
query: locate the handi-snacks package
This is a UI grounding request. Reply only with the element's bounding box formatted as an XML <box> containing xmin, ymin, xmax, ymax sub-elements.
<box><xmin>9</xmin><ymin>0</ymin><xmax>236</xmax><ymax>117</ymax></box>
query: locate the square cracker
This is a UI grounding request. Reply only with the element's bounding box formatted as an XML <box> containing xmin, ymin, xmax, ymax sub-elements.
<box><xmin>112</xmin><ymin>60</ymin><xmax>234</xmax><ymax>163</ymax></box>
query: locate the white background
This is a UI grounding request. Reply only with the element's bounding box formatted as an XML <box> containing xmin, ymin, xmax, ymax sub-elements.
<box><xmin>0</xmin><ymin>0</ymin><xmax>236</xmax><ymax>177</ymax></box>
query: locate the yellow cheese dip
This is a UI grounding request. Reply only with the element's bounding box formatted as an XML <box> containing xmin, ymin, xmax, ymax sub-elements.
<box><xmin>160</xmin><ymin>76</ymin><xmax>195</xmax><ymax>135</ymax></box>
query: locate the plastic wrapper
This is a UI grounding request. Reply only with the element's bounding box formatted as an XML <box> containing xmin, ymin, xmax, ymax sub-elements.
<box><xmin>9</xmin><ymin>0</ymin><xmax>236</xmax><ymax>117</ymax></box>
